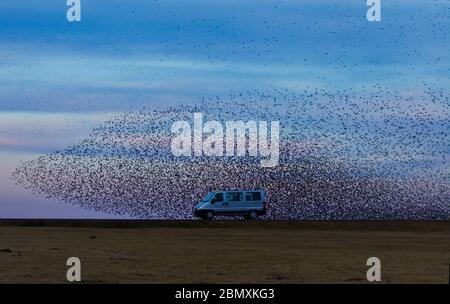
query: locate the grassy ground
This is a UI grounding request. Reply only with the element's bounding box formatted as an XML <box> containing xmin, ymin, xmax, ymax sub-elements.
<box><xmin>0</xmin><ymin>221</ymin><xmax>449</xmax><ymax>283</ymax></box>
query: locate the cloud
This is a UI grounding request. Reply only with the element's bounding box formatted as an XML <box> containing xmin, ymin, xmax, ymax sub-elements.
<box><xmin>0</xmin><ymin>111</ymin><xmax>116</xmax><ymax>153</ymax></box>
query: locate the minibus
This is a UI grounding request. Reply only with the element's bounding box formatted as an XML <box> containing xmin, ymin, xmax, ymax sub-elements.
<box><xmin>194</xmin><ymin>190</ymin><xmax>267</xmax><ymax>220</ymax></box>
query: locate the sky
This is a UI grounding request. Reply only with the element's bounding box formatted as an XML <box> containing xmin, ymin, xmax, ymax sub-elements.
<box><xmin>0</xmin><ymin>0</ymin><xmax>449</xmax><ymax>218</ymax></box>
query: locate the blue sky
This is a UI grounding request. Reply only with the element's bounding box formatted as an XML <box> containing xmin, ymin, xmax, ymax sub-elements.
<box><xmin>1</xmin><ymin>0</ymin><xmax>449</xmax><ymax>112</ymax></box>
<box><xmin>0</xmin><ymin>0</ymin><xmax>449</xmax><ymax>217</ymax></box>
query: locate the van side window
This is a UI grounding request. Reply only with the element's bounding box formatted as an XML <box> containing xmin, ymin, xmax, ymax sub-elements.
<box><xmin>226</xmin><ymin>192</ymin><xmax>242</xmax><ymax>202</ymax></box>
<box><xmin>212</xmin><ymin>193</ymin><xmax>223</xmax><ymax>203</ymax></box>
<box><xmin>245</xmin><ymin>192</ymin><xmax>262</xmax><ymax>201</ymax></box>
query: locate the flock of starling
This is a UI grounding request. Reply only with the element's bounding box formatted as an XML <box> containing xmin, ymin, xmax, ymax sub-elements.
<box><xmin>12</xmin><ymin>88</ymin><xmax>450</xmax><ymax>219</ymax></box>
<box><xmin>6</xmin><ymin>0</ymin><xmax>450</xmax><ymax>219</ymax></box>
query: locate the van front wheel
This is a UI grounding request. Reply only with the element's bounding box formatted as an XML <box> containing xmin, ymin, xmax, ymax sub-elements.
<box><xmin>204</xmin><ymin>211</ymin><xmax>214</xmax><ymax>220</ymax></box>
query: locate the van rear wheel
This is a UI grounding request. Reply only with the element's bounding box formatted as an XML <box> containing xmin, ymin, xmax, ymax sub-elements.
<box><xmin>243</xmin><ymin>211</ymin><xmax>258</xmax><ymax>220</ymax></box>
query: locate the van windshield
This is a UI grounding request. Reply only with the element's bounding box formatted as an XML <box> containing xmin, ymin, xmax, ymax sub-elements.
<box><xmin>201</xmin><ymin>192</ymin><xmax>215</xmax><ymax>202</ymax></box>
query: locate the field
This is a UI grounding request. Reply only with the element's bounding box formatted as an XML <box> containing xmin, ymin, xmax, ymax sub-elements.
<box><xmin>0</xmin><ymin>221</ymin><xmax>449</xmax><ymax>284</ymax></box>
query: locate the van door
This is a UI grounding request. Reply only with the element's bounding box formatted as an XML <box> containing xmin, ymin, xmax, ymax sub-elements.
<box><xmin>225</xmin><ymin>192</ymin><xmax>243</xmax><ymax>214</ymax></box>
<box><xmin>210</xmin><ymin>192</ymin><xmax>224</xmax><ymax>213</ymax></box>
<box><xmin>244</xmin><ymin>191</ymin><xmax>263</xmax><ymax>211</ymax></box>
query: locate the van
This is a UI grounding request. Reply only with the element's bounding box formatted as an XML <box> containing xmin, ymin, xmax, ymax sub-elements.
<box><xmin>194</xmin><ymin>190</ymin><xmax>267</xmax><ymax>220</ymax></box>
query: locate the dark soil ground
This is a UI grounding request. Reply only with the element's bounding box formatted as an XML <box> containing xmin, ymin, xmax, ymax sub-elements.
<box><xmin>0</xmin><ymin>221</ymin><xmax>449</xmax><ymax>283</ymax></box>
